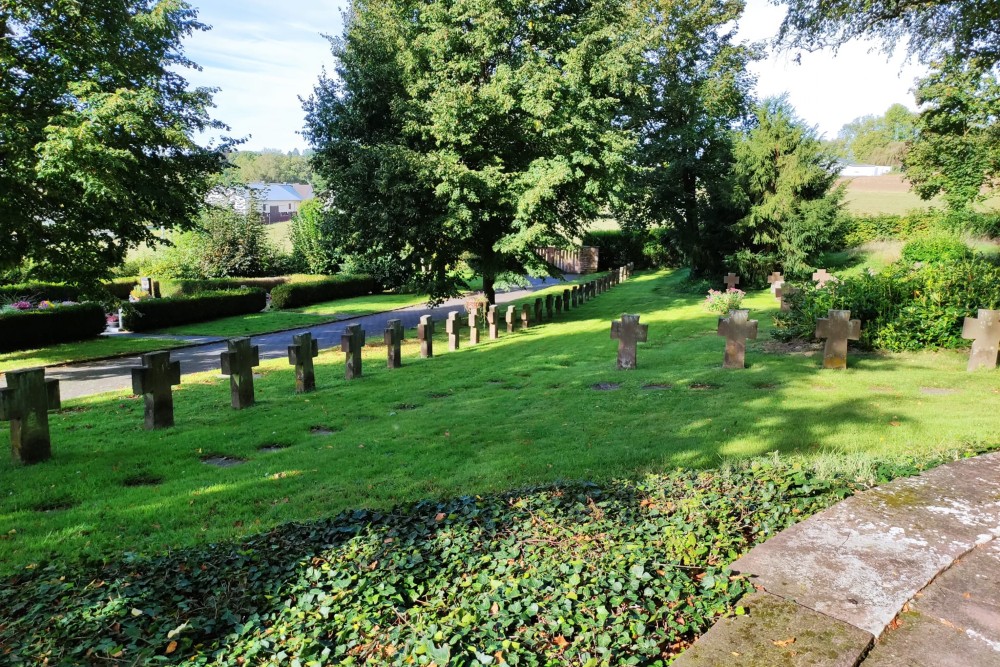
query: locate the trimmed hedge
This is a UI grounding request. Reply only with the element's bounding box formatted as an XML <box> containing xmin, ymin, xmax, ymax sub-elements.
<box><xmin>120</xmin><ymin>289</ymin><xmax>266</xmax><ymax>332</ymax></box>
<box><xmin>0</xmin><ymin>282</ymin><xmax>83</xmax><ymax>303</ymax></box>
<box><xmin>0</xmin><ymin>304</ymin><xmax>107</xmax><ymax>353</ymax></box>
<box><xmin>844</xmin><ymin>209</ymin><xmax>1000</xmax><ymax>247</ymax></box>
<box><xmin>270</xmin><ymin>274</ymin><xmax>379</xmax><ymax>309</ymax></box>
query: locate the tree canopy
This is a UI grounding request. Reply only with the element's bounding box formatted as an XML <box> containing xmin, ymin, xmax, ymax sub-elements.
<box><xmin>226</xmin><ymin>149</ymin><xmax>316</xmax><ymax>185</ymax></box>
<box><xmin>835</xmin><ymin>104</ymin><xmax>918</xmax><ymax>167</ymax></box>
<box><xmin>0</xmin><ymin>0</ymin><xmax>230</xmax><ymax>285</ymax></box>
<box><xmin>304</xmin><ymin>0</ymin><xmax>646</xmax><ymax>303</ymax></box>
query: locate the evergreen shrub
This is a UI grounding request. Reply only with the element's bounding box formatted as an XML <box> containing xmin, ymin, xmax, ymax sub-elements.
<box><xmin>270</xmin><ymin>275</ymin><xmax>378</xmax><ymax>309</ymax></box>
<box><xmin>120</xmin><ymin>289</ymin><xmax>266</xmax><ymax>332</ymax></box>
<box><xmin>901</xmin><ymin>235</ymin><xmax>973</xmax><ymax>264</ymax></box>
<box><xmin>0</xmin><ymin>304</ymin><xmax>106</xmax><ymax>352</ymax></box>
<box><xmin>582</xmin><ymin>230</ymin><xmax>656</xmax><ymax>270</ymax></box>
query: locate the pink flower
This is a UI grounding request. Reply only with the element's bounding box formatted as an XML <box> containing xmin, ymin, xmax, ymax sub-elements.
<box><xmin>12</xmin><ymin>301</ymin><xmax>31</xmax><ymax>310</ymax></box>
<box><xmin>38</xmin><ymin>300</ymin><xmax>54</xmax><ymax>310</ymax></box>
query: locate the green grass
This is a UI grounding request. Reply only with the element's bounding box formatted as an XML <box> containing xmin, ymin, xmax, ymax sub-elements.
<box><xmin>1</xmin><ymin>269</ymin><xmax>996</xmax><ymax>572</ymax></box>
<box><xmin>0</xmin><ymin>337</ymin><xmax>190</xmax><ymax>375</ymax></box>
<box><xmin>266</xmin><ymin>220</ymin><xmax>293</xmax><ymax>253</ymax></box>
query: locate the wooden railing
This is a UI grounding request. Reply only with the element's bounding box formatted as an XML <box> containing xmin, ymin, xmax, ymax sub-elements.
<box><xmin>535</xmin><ymin>246</ymin><xmax>599</xmax><ymax>274</ymax></box>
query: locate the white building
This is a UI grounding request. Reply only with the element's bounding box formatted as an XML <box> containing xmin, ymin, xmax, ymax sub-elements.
<box><xmin>206</xmin><ymin>182</ymin><xmax>315</xmax><ymax>222</ymax></box>
<box><xmin>840</xmin><ymin>164</ymin><xmax>893</xmax><ymax>177</ymax></box>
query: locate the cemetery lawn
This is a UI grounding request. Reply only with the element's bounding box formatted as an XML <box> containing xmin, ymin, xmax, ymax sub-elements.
<box><xmin>0</xmin><ymin>336</ymin><xmax>190</xmax><ymax>375</ymax></box>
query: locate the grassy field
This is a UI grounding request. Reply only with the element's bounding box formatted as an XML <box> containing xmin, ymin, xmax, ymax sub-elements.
<box><xmin>0</xmin><ymin>337</ymin><xmax>191</xmax><ymax>375</ymax></box>
<box><xmin>2</xmin><ymin>269</ymin><xmax>995</xmax><ymax>572</ymax></box>
<box><xmin>842</xmin><ymin>174</ymin><xmax>1000</xmax><ymax>215</ymax></box>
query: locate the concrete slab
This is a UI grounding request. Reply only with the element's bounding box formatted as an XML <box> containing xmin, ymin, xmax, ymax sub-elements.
<box><xmin>673</xmin><ymin>591</ymin><xmax>873</xmax><ymax>667</ymax></box>
<box><xmin>913</xmin><ymin>539</ymin><xmax>1000</xmax><ymax>644</ymax></box>
<box><xmin>861</xmin><ymin>610</ymin><xmax>1000</xmax><ymax>667</ymax></box>
<box><xmin>731</xmin><ymin>453</ymin><xmax>1000</xmax><ymax>636</ymax></box>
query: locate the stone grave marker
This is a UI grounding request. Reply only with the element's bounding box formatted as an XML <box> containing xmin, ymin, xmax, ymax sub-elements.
<box><xmin>487</xmin><ymin>305</ymin><xmax>499</xmax><ymax>339</ymax></box>
<box><xmin>446</xmin><ymin>311</ymin><xmax>461</xmax><ymax>350</ymax></box>
<box><xmin>417</xmin><ymin>315</ymin><xmax>435</xmax><ymax>358</ymax></box>
<box><xmin>610</xmin><ymin>314</ymin><xmax>648</xmax><ymax>370</ymax></box>
<box><xmin>384</xmin><ymin>319</ymin><xmax>404</xmax><ymax>369</ymax></box>
<box><xmin>717</xmin><ymin>309</ymin><xmax>758</xmax><ymax>369</ymax></box>
<box><xmin>555</xmin><ymin>294</ymin><xmax>563</xmax><ymax>315</ymax></box>
<box><xmin>521</xmin><ymin>304</ymin><xmax>531</xmax><ymax>329</ymax></box>
<box><xmin>131</xmin><ymin>351</ymin><xmax>181</xmax><ymax>428</ymax></box>
<box><xmin>816</xmin><ymin>310</ymin><xmax>861</xmax><ymax>369</ymax></box>
<box><xmin>534</xmin><ymin>298</ymin><xmax>543</xmax><ymax>324</ymax></box>
<box><xmin>961</xmin><ymin>309</ymin><xmax>1000</xmax><ymax>371</ymax></box>
<box><xmin>562</xmin><ymin>289</ymin><xmax>571</xmax><ymax>311</ymax></box>
<box><xmin>139</xmin><ymin>276</ymin><xmax>160</xmax><ymax>298</ymax></box>
<box><xmin>341</xmin><ymin>324</ymin><xmax>366</xmax><ymax>379</ymax></box>
<box><xmin>506</xmin><ymin>305</ymin><xmax>517</xmax><ymax>333</ymax></box>
<box><xmin>220</xmin><ymin>337</ymin><xmax>260</xmax><ymax>409</ymax></box>
<box><xmin>812</xmin><ymin>268</ymin><xmax>837</xmax><ymax>288</ymax></box>
<box><xmin>775</xmin><ymin>284</ymin><xmax>797</xmax><ymax>312</ymax></box>
<box><xmin>767</xmin><ymin>271</ymin><xmax>785</xmax><ymax>296</ymax></box>
<box><xmin>545</xmin><ymin>294</ymin><xmax>554</xmax><ymax>320</ymax></box>
<box><xmin>626</xmin><ymin>262</ymin><xmax>634</xmax><ymax>277</ymax></box>
<box><xmin>287</xmin><ymin>332</ymin><xmax>319</xmax><ymax>392</ymax></box>
<box><xmin>571</xmin><ymin>286</ymin><xmax>579</xmax><ymax>307</ymax></box>
<box><xmin>724</xmin><ymin>273</ymin><xmax>740</xmax><ymax>290</ymax></box>
<box><xmin>1</xmin><ymin>368</ymin><xmax>60</xmax><ymax>464</ymax></box>
<box><xmin>468</xmin><ymin>310</ymin><xmax>480</xmax><ymax>345</ymax></box>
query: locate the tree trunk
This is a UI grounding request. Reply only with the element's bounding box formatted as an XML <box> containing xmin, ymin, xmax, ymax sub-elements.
<box><xmin>483</xmin><ymin>273</ymin><xmax>496</xmax><ymax>305</ymax></box>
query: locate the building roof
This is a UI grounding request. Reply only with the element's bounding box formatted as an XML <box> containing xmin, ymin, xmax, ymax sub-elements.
<box><xmin>249</xmin><ymin>182</ymin><xmax>304</xmax><ymax>202</ymax></box>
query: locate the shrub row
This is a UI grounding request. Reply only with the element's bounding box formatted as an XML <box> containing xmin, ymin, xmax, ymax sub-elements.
<box><xmin>120</xmin><ymin>289</ymin><xmax>266</xmax><ymax>332</ymax></box>
<box><xmin>0</xmin><ymin>282</ymin><xmax>83</xmax><ymax>303</ymax></box>
<box><xmin>773</xmin><ymin>258</ymin><xmax>1000</xmax><ymax>351</ymax></box>
<box><xmin>844</xmin><ymin>209</ymin><xmax>1000</xmax><ymax>247</ymax></box>
<box><xmin>1</xmin><ymin>276</ymin><xmax>330</xmax><ymax>304</ymax></box>
<box><xmin>581</xmin><ymin>228</ymin><xmax>676</xmax><ymax>271</ymax></box>
<box><xmin>0</xmin><ymin>304</ymin><xmax>107</xmax><ymax>353</ymax></box>
<box><xmin>270</xmin><ymin>274</ymin><xmax>378</xmax><ymax>309</ymax></box>
<box><xmin>156</xmin><ymin>275</ymin><xmax>324</xmax><ymax>298</ymax></box>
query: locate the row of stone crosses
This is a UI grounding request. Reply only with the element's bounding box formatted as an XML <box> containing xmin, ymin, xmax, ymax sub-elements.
<box><xmin>1</xmin><ymin>265</ymin><xmax>637</xmax><ymax>466</ymax></box>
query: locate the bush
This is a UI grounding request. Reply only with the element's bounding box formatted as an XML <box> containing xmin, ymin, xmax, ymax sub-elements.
<box><xmin>270</xmin><ymin>274</ymin><xmax>379</xmax><ymax>309</ymax></box>
<box><xmin>843</xmin><ymin>209</ymin><xmax>1000</xmax><ymax>248</ymax></box>
<box><xmin>901</xmin><ymin>235</ymin><xmax>973</xmax><ymax>264</ymax></box>
<box><xmin>0</xmin><ymin>304</ymin><xmax>106</xmax><ymax>352</ymax></box>
<box><xmin>581</xmin><ymin>229</ymin><xmax>653</xmax><ymax>270</ymax></box>
<box><xmin>105</xmin><ymin>278</ymin><xmax>141</xmax><ymax>301</ymax></box>
<box><xmin>773</xmin><ymin>258</ymin><xmax>1000</xmax><ymax>351</ymax></box>
<box><xmin>0</xmin><ymin>282</ymin><xmax>83</xmax><ymax>303</ymax></box>
<box><xmin>120</xmin><ymin>289</ymin><xmax>266</xmax><ymax>332</ymax></box>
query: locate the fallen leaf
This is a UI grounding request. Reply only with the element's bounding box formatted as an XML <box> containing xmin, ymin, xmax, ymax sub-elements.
<box><xmin>772</xmin><ymin>637</ymin><xmax>795</xmax><ymax>647</ymax></box>
<box><xmin>166</xmin><ymin>641</ymin><xmax>178</xmax><ymax>654</ymax></box>
<box><xmin>889</xmin><ymin>421</ymin><xmax>901</xmax><ymax>427</ymax></box>
<box><xmin>554</xmin><ymin>635</ymin><xmax>570</xmax><ymax>650</ymax></box>
<box><xmin>435</xmin><ymin>512</ymin><xmax>446</xmax><ymax>522</ymax></box>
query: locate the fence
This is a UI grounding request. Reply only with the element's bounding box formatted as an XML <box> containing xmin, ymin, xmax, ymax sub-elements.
<box><xmin>535</xmin><ymin>246</ymin><xmax>599</xmax><ymax>274</ymax></box>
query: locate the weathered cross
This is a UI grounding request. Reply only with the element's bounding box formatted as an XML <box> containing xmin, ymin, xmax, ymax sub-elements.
<box><xmin>384</xmin><ymin>319</ymin><xmax>404</xmax><ymax>369</ymax></box>
<box><xmin>562</xmin><ymin>289</ymin><xmax>571</xmax><ymax>311</ymax></box>
<box><xmin>545</xmin><ymin>294</ymin><xmax>554</xmax><ymax>320</ymax></box>
<box><xmin>767</xmin><ymin>271</ymin><xmax>784</xmax><ymax>296</ymax></box>
<box><xmin>468</xmin><ymin>309</ymin><xmax>480</xmax><ymax>345</ymax></box>
<box><xmin>534</xmin><ymin>297</ymin><xmax>543</xmax><ymax>325</ymax></box>
<box><xmin>775</xmin><ymin>285</ymin><xmax>797</xmax><ymax>312</ymax></box>
<box><xmin>610</xmin><ymin>314</ymin><xmax>649</xmax><ymax>370</ymax></box>
<box><xmin>487</xmin><ymin>305</ymin><xmax>499</xmax><ymax>340</ymax></box>
<box><xmin>724</xmin><ymin>273</ymin><xmax>740</xmax><ymax>290</ymax></box>
<box><xmin>341</xmin><ymin>324</ymin><xmax>366</xmax><ymax>379</ymax></box>
<box><xmin>521</xmin><ymin>304</ymin><xmax>531</xmax><ymax>329</ymax></box>
<box><xmin>220</xmin><ymin>337</ymin><xmax>260</xmax><ymax>409</ymax></box>
<box><xmin>812</xmin><ymin>268</ymin><xmax>837</xmax><ymax>288</ymax></box>
<box><xmin>1</xmin><ymin>368</ymin><xmax>60</xmax><ymax>464</ymax></box>
<box><xmin>446</xmin><ymin>311</ymin><xmax>461</xmax><ymax>351</ymax></box>
<box><xmin>132</xmin><ymin>351</ymin><xmax>181</xmax><ymax>428</ymax></box>
<box><xmin>571</xmin><ymin>286</ymin><xmax>579</xmax><ymax>307</ymax></box>
<box><xmin>815</xmin><ymin>310</ymin><xmax>861</xmax><ymax>369</ymax></box>
<box><xmin>287</xmin><ymin>332</ymin><xmax>319</xmax><ymax>392</ymax></box>
<box><xmin>505</xmin><ymin>305</ymin><xmax>517</xmax><ymax>333</ymax></box>
<box><xmin>717</xmin><ymin>309</ymin><xmax>758</xmax><ymax>369</ymax></box>
<box><xmin>555</xmin><ymin>293</ymin><xmax>563</xmax><ymax>315</ymax></box>
<box><xmin>417</xmin><ymin>315</ymin><xmax>435</xmax><ymax>358</ymax></box>
<box><xmin>961</xmin><ymin>309</ymin><xmax>1000</xmax><ymax>371</ymax></box>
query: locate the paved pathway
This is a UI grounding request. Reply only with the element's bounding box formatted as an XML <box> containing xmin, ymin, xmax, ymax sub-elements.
<box><xmin>4</xmin><ymin>276</ymin><xmax>577</xmax><ymax>400</ymax></box>
<box><xmin>675</xmin><ymin>452</ymin><xmax>1000</xmax><ymax>666</ymax></box>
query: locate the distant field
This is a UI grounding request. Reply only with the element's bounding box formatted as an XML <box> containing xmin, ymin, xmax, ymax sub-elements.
<box><xmin>267</xmin><ymin>220</ymin><xmax>293</xmax><ymax>252</ymax></box>
<box><xmin>841</xmin><ymin>174</ymin><xmax>1000</xmax><ymax>216</ymax></box>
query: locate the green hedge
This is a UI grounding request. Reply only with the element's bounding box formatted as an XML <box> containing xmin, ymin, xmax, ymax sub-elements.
<box><xmin>581</xmin><ymin>230</ymin><xmax>654</xmax><ymax>270</ymax></box>
<box><xmin>773</xmin><ymin>258</ymin><xmax>1000</xmax><ymax>351</ymax></box>
<box><xmin>0</xmin><ymin>304</ymin><xmax>106</xmax><ymax>353</ymax></box>
<box><xmin>0</xmin><ymin>282</ymin><xmax>83</xmax><ymax>303</ymax></box>
<box><xmin>270</xmin><ymin>274</ymin><xmax>379</xmax><ymax>309</ymax></box>
<box><xmin>844</xmin><ymin>209</ymin><xmax>1000</xmax><ymax>247</ymax></box>
<box><xmin>901</xmin><ymin>235</ymin><xmax>973</xmax><ymax>264</ymax></box>
<box><xmin>120</xmin><ymin>289</ymin><xmax>266</xmax><ymax>332</ymax></box>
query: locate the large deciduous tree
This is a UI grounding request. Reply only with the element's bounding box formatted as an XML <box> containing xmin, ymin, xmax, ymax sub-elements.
<box><xmin>836</xmin><ymin>103</ymin><xmax>918</xmax><ymax>167</ymax></box>
<box><xmin>0</xmin><ymin>0</ymin><xmax>230</xmax><ymax>285</ymax></box>
<box><xmin>904</xmin><ymin>57</ymin><xmax>1000</xmax><ymax>211</ymax></box>
<box><xmin>303</xmin><ymin>0</ymin><xmax>645</xmax><ymax>303</ymax></box>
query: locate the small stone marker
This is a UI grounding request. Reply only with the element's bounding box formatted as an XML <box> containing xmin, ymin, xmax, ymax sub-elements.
<box><xmin>139</xmin><ymin>276</ymin><xmax>159</xmax><ymax>297</ymax></box>
<box><xmin>562</xmin><ymin>289</ymin><xmax>571</xmax><ymax>311</ymax></box>
<box><xmin>446</xmin><ymin>311</ymin><xmax>461</xmax><ymax>350</ymax></box>
<box><xmin>417</xmin><ymin>315</ymin><xmax>435</xmax><ymax>358</ymax></box>
<box><xmin>468</xmin><ymin>310</ymin><xmax>480</xmax><ymax>345</ymax></box>
<box><xmin>220</xmin><ymin>337</ymin><xmax>260</xmax><ymax>409</ymax></box>
<box><xmin>287</xmin><ymin>333</ymin><xmax>319</xmax><ymax>392</ymax></box>
<box><xmin>724</xmin><ymin>273</ymin><xmax>740</xmax><ymax>290</ymax></box>
<box><xmin>610</xmin><ymin>314</ymin><xmax>648</xmax><ymax>370</ymax></box>
<box><xmin>545</xmin><ymin>294</ymin><xmax>554</xmax><ymax>320</ymax></box>
<box><xmin>717</xmin><ymin>309</ymin><xmax>758</xmax><ymax>369</ymax></box>
<box><xmin>384</xmin><ymin>319</ymin><xmax>404</xmax><ymax>369</ymax></box>
<box><xmin>961</xmin><ymin>309</ymin><xmax>1000</xmax><ymax>371</ymax></box>
<box><xmin>571</xmin><ymin>286</ymin><xmax>579</xmax><ymax>307</ymax></box>
<box><xmin>812</xmin><ymin>268</ymin><xmax>837</xmax><ymax>288</ymax></box>
<box><xmin>534</xmin><ymin>298</ymin><xmax>543</xmax><ymax>324</ymax></box>
<box><xmin>341</xmin><ymin>324</ymin><xmax>365</xmax><ymax>379</ymax></box>
<box><xmin>767</xmin><ymin>271</ymin><xmax>784</xmax><ymax>295</ymax></box>
<box><xmin>487</xmin><ymin>305</ymin><xmax>499</xmax><ymax>339</ymax></box>
<box><xmin>521</xmin><ymin>304</ymin><xmax>531</xmax><ymax>329</ymax></box>
<box><xmin>815</xmin><ymin>309</ymin><xmax>861</xmax><ymax>370</ymax></box>
<box><xmin>131</xmin><ymin>351</ymin><xmax>181</xmax><ymax>428</ymax></box>
<box><xmin>505</xmin><ymin>305</ymin><xmax>517</xmax><ymax>333</ymax></box>
<box><xmin>1</xmin><ymin>368</ymin><xmax>60</xmax><ymax>464</ymax></box>
<box><xmin>554</xmin><ymin>294</ymin><xmax>563</xmax><ymax>315</ymax></box>
<box><xmin>775</xmin><ymin>284</ymin><xmax>797</xmax><ymax>312</ymax></box>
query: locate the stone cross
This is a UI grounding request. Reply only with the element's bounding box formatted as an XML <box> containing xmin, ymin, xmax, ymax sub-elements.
<box><xmin>417</xmin><ymin>315</ymin><xmax>435</xmax><ymax>358</ymax></box>
<box><xmin>562</xmin><ymin>289</ymin><xmax>571</xmax><ymax>311</ymax></box>
<box><xmin>767</xmin><ymin>271</ymin><xmax>785</xmax><ymax>296</ymax></box>
<box><xmin>487</xmin><ymin>305</ymin><xmax>499</xmax><ymax>339</ymax></box>
<box><xmin>626</xmin><ymin>262</ymin><xmax>634</xmax><ymax>278</ymax></box>
<box><xmin>468</xmin><ymin>310</ymin><xmax>480</xmax><ymax>345</ymax></box>
<box><xmin>506</xmin><ymin>305</ymin><xmax>517</xmax><ymax>333</ymax></box>
<box><xmin>220</xmin><ymin>337</ymin><xmax>260</xmax><ymax>409</ymax></box>
<box><xmin>816</xmin><ymin>310</ymin><xmax>861</xmax><ymax>369</ymax></box>
<box><xmin>775</xmin><ymin>285</ymin><xmax>797</xmax><ymax>312</ymax></box>
<box><xmin>384</xmin><ymin>319</ymin><xmax>404</xmax><ymax>369</ymax></box>
<box><xmin>545</xmin><ymin>294</ymin><xmax>554</xmax><ymax>320</ymax></box>
<box><xmin>132</xmin><ymin>351</ymin><xmax>181</xmax><ymax>428</ymax></box>
<box><xmin>812</xmin><ymin>268</ymin><xmax>836</xmax><ymax>288</ymax></box>
<box><xmin>961</xmin><ymin>309</ymin><xmax>1000</xmax><ymax>371</ymax></box>
<box><xmin>534</xmin><ymin>298</ymin><xmax>543</xmax><ymax>325</ymax></box>
<box><xmin>717</xmin><ymin>310</ymin><xmax>758</xmax><ymax>369</ymax></box>
<box><xmin>555</xmin><ymin>294</ymin><xmax>563</xmax><ymax>315</ymax></box>
<box><xmin>446</xmin><ymin>311</ymin><xmax>461</xmax><ymax>350</ymax></box>
<box><xmin>610</xmin><ymin>314</ymin><xmax>648</xmax><ymax>370</ymax></box>
<box><xmin>571</xmin><ymin>286</ymin><xmax>579</xmax><ymax>307</ymax></box>
<box><xmin>287</xmin><ymin>333</ymin><xmax>319</xmax><ymax>392</ymax></box>
<box><xmin>341</xmin><ymin>324</ymin><xmax>366</xmax><ymax>379</ymax></box>
<box><xmin>1</xmin><ymin>368</ymin><xmax>60</xmax><ymax>464</ymax></box>
<box><xmin>724</xmin><ymin>273</ymin><xmax>740</xmax><ymax>290</ymax></box>
<box><xmin>521</xmin><ymin>304</ymin><xmax>531</xmax><ymax>329</ymax></box>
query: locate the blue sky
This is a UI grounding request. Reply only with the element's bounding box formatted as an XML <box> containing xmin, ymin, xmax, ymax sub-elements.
<box><xmin>182</xmin><ymin>0</ymin><xmax>925</xmax><ymax>151</ymax></box>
